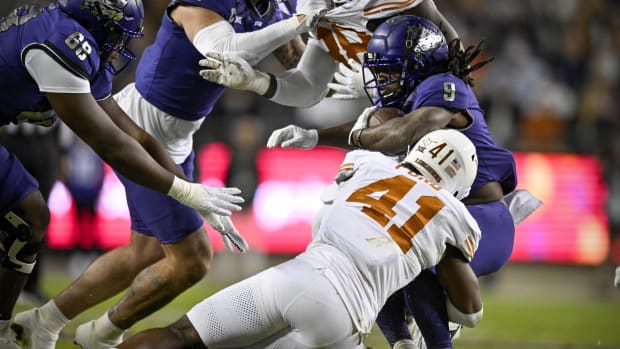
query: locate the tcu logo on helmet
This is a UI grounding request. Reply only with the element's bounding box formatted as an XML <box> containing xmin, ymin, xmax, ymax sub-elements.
<box><xmin>413</xmin><ymin>26</ymin><xmax>444</xmax><ymax>54</ymax></box>
<box><xmin>81</xmin><ymin>0</ymin><xmax>128</xmax><ymax>21</ymax></box>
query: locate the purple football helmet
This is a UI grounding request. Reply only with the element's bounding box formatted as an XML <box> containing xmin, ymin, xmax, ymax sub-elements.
<box><xmin>59</xmin><ymin>0</ymin><xmax>144</xmax><ymax>75</ymax></box>
<box><xmin>363</xmin><ymin>15</ymin><xmax>448</xmax><ymax>107</ymax></box>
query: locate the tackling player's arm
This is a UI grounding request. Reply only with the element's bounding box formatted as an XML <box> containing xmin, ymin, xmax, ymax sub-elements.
<box><xmin>98</xmin><ymin>97</ymin><xmax>188</xmax><ymax>180</ymax></box>
<box><xmin>272</xmin><ymin>36</ymin><xmax>306</xmax><ymax>69</ymax></box>
<box><xmin>436</xmin><ymin>244</ymin><xmax>483</xmax><ymax>327</ymax></box>
<box><xmin>353</xmin><ymin>107</ymin><xmax>469</xmax><ymax>155</ymax></box>
<box><xmin>171</xmin><ymin>4</ymin><xmax>312</xmax><ymax>66</ymax></box>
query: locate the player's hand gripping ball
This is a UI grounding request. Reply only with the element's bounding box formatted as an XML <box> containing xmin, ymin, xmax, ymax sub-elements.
<box><xmin>366</xmin><ymin>107</ymin><xmax>404</xmax><ymax>127</ymax></box>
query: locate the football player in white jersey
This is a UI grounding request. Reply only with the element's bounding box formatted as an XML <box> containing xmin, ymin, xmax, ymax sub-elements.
<box><xmin>114</xmin><ymin>129</ymin><xmax>483</xmax><ymax>349</ymax></box>
<box><xmin>198</xmin><ymin>0</ymin><xmax>462</xmax><ymax>105</ymax></box>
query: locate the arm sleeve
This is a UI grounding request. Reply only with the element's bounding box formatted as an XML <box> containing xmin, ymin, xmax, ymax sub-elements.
<box><xmin>192</xmin><ymin>17</ymin><xmax>300</xmax><ymax>66</ymax></box>
<box><xmin>24</xmin><ymin>48</ymin><xmax>90</xmax><ymax>93</ymax></box>
<box><xmin>269</xmin><ymin>39</ymin><xmax>339</xmax><ymax>107</ymax></box>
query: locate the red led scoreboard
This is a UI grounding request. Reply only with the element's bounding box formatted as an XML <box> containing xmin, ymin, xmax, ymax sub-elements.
<box><xmin>46</xmin><ymin>144</ymin><xmax>609</xmax><ymax>265</ymax></box>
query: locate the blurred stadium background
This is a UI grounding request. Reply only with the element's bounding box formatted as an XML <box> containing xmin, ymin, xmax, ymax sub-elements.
<box><xmin>4</xmin><ymin>0</ymin><xmax>620</xmax><ymax>348</ymax></box>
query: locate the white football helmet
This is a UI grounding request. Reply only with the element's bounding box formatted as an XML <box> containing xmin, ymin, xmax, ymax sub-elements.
<box><xmin>403</xmin><ymin>129</ymin><xmax>477</xmax><ymax>200</ymax></box>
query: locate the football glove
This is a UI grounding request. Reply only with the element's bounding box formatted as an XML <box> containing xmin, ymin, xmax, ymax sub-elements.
<box><xmin>347</xmin><ymin>106</ymin><xmax>376</xmax><ymax>146</ymax></box>
<box><xmin>167</xmin><ymin>176</ymin><xmax>244</xmax><ymax>216</ymax></box>
<box><xmin>266</xmin><ymin>125</ymin><xmax>318</xmax><ymax>149</ymax></box>
<box><xmin>295</xmin><ymin>0</ymin><xmax>328</xmax><ymax>34</ymax></box>
<box><xmin>327</xmin><ymin>59</ymin><xmax>372</xmax><ymax>100</ymax></box>
<box><xmin>203</xmin><ymin>212</ymin><xmax>248</xmax><ymax>252</ymax></box>
<box><xmin>199</xmin><ymin>53</ymin><xmax>271</xmax><ymax>95</ymax></box>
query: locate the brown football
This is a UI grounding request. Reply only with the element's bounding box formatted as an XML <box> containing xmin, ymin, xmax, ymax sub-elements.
<box><xmin>367</xmin><ymin>107</ymin><xmax>404</xmax><ymax>127</ymax></box>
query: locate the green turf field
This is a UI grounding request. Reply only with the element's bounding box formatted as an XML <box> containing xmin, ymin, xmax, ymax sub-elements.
<box><xmin>14</xmin><ymin>269</ymin><xmax>620</xmax><ymax>349</ymax></box>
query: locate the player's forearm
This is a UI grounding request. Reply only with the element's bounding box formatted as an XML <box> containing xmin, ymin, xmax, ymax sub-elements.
<box><xmin>192</xmin><ymin>17</ymin><xmax>303</xmax><ymax>66</ymax></box>
<box><xmin>94</xmin><ymin>134</ymin><xmax>175</xmax><ymax>194</ymax></box>
<box><xmin>317</xmin><ymin>121</ymin><xmax>356</xmax><ymax>149</ymax></box>
<box><xmin>139</xmin><ymin>134</ymin><xmax>188</xmax><ymax>180</ymax></box>
<box><xmin>272</xmin><ymin>36</ymin><xmax>306</xmax><ymax>70</ymax></box>
<box><xmin>267</xmin><ymin>39</ymin><xmax>338</xmax><ymax>106</ymax></box>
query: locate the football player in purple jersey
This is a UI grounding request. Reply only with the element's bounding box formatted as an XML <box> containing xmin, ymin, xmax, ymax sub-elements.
<box><xmin>0</xmin><ymin>1</ymin><xmax>255</xmax><ymax>348</ymax></box>
<box><xmin>12</xmin><ymin>0</ymin><xmax>328</xmax><ymax>348</ymax></box>
<box><xmin>262</xmin><ymin>15</ymin><xmax>539</xmax><ymax>349</ymax></box>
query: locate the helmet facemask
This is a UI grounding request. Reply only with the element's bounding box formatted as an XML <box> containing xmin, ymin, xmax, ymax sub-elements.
<box><xmin>362</xmin><ymin>53</ymin><xmax>410</xmax><ymax>108</ymax></box>
<box><xmin>94</xmin><ymin>1</ymin><xmax>143</xmax><ymax>75</ymax></box>
<box><xmin>60</xmin><ymin>0</ymin><xmax>144</xmax><ymax>75</ymax></box>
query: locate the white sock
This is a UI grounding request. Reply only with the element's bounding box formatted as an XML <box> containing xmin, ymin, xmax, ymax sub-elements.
<box><xmin>393</xmin><ymin>339</ymin><xmax>416</xmax><ymax>349</ymax></box>
<box><xmin>38</xmin><ymin>300</ymin><xmax>70</xmax><ymax>334</ymax></box>
<box><xmin>93</xmin><ymin>312</ymin><xmax>126</xmax><ymax>340</ymax></box>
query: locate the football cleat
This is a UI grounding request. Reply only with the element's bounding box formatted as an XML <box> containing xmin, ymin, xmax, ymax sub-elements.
<box><xmin>74</xmin><ymin>320</ymin><xmax>124</xmax><ymax>349</ymax></box>
<box><xmin>11</xmin><ymin>308</ymin><xmax>59</xmax><ymax>349</ymax></box>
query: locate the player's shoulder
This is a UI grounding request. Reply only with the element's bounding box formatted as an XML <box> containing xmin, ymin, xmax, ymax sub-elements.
<box><xmin>405</xmin><ymin>73</ymin><xmax>477</xmax><ymax>110</ymax></box>
<box><xmin>418</xmin><ymin>73</ymin><xmax>470</xmax><ymax>92</ymax></box>
<box><xmin>27</xmin><ymin>9</ymin><xmax>102</xmax><ymax>79</ymax></box>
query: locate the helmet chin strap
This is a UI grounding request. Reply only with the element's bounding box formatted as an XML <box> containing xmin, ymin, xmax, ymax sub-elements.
<box><xmin>248</xmin><ymin>0</ymin><xmax>276</xmax><ymax>18</ymax></box>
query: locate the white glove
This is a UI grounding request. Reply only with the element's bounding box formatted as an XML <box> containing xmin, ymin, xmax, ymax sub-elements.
<box><xmin>296</xmin><ymin>0</ymin><xmax>329</xmax><ymax>34</ymax></box>
<box><xmin>347</xmin><ymin>106</ymin><xmax>376</xmax><ymax>146</ymax></box>
<box><xmin>266</xmin><ymin>125</ymin><xmax>318</xmax><ymax>149</ymax></box>
<box><xmin>203</xmin><ymin>212</ymin><xmax>248</xmax><ymax>252</ymax></box>
<box><xmin>327</xmin><ymin>59</ymin><xmax>370</xmax><ymax>100</ymax></box>
<box><xmin>167</xmin><ymin>176</ymin><xmax>244</xmax><ymax>216</ymax></box>
<box><xmin>199</xmin><ymin>53</ymin><xmax>271</xmax><ymax>95</ymax></box>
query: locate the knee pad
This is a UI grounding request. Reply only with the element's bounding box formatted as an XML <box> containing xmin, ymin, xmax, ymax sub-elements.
<box><xmin>0</xmin><ymin>210</ymin><xmax>37</xmax><ymax>274</ymax></box>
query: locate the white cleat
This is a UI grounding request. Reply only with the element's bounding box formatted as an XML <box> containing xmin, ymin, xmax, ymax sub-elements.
<box><xmin>0</xmin><ymin>336</ymin><xmax>22</xmax><ymax>349</ymax></box>
<box><xmin>74</xmin><ymin>320</ymin><xmax>124</xmax><ymax>349</ymax></box>
<box><xmin>393</xmin><ymin>339</ymin><xmax>418</xmax><ymax>349</ymax></box>
<box><xmin>11</xmin><ymin>308</ymin><xmax>59</xmax><ymax>349</ymax></box>
<box><xmin>504</xmin><ymin>189</ymin><xmax>543</xmax><ymax>225</ymax></box>
<box><xmin>614</xmin><ymin>266</ymin><xmax>620</xmax><ymax>288</ymax></box>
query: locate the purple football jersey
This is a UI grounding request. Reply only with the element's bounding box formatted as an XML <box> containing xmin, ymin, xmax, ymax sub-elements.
<box><xmin>0</xmin><ymin>3</ymin><xmax>112</xmax><ymax>127</ymax></box>
<box><xmin>135</xmin><ymin>0</ymin><xmax>294</xmax><ymax>121</ymax></box>
<box><xmin>402</xmin><ymin>73</ymin><xmax>517</xmax><ymax>195</ymax></box>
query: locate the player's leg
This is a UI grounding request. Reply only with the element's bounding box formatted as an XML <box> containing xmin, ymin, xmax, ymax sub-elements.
<box><xmin>118</xmin><ymin>262</ymin><xmax>294</xmax><ymax>349</ymax></box>
<box><xmin>262</xmin><ymin>258</ymin><xmax>360</xmax><ymax>349</ymax></box>
<box><xmin>76</xmin><ymin>152</ymin><xmax>211</xmax><ymax>347</ymax></box>
<box><xmin>375</xmin><ymin>289</ymin><xmax>412</xmax><ymax>347</ymax></box>
<box><xmin>0</xmin><ymin>149</ymin><xmax>49</xmax><ymax>348</ymax></box>
<box><xmin>12</xmin><ymin>230</ymin><xmax>163</xmax><ymax>348</ymax></box>
<box><xmin>467</xmin><ymin>201</ymin><xmax>514</xmax><ymax>276</ymax></box>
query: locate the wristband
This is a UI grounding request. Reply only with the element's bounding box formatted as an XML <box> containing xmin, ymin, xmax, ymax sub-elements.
<box><xmin>355</xmin><ymin>128</ymin><xmax>365</xmax><ymax>149</ymax></box>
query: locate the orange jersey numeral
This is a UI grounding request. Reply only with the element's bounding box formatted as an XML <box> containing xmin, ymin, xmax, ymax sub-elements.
<box><xmin>346</xmin><ymin>175</ymin><xmax>445</xmax><ymax>252</ymax></box>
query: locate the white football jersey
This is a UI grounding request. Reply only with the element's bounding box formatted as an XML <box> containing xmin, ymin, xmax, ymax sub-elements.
<box><xmin>314</xmin><ymin>0</ymin><xmax>424</xmax><ymax>64</ymax></box>
<box><xmin>300</xmin><ymin>150</ymin><xmax>481</xmax><ymax>334</ymax></box>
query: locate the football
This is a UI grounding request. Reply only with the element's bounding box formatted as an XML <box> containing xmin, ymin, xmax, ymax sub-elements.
<box><xmin>367</xmin><ymin>107</ymin><xmax>404</xmax><ymax>127</ymax></box>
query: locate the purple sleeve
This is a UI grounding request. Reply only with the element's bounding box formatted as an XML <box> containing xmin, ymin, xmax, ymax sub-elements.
<box><xmin>409</xmin><ymin>74</ymin><xmax>476</xmax><ymax>111</ymax></box>
<box><xmin>90</xmin><ymin>68</ymin><xmax>113</xmax><ymax>101</ymax></box>
<box><xmin>42</xmin><ymin>26</ymin><xmax>101</xmax><ymax>80</ymax></box>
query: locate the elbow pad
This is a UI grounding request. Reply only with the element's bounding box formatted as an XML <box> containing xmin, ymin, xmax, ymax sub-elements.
<box><xmin>192</xmin><ymin>18</ymin><xmax>299</xmax><ymax>66</ymax></box>
<box><xmin>446</xmin><ymin>297</ymin><xmax>483</xmax><ymax>328</ymax></box>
